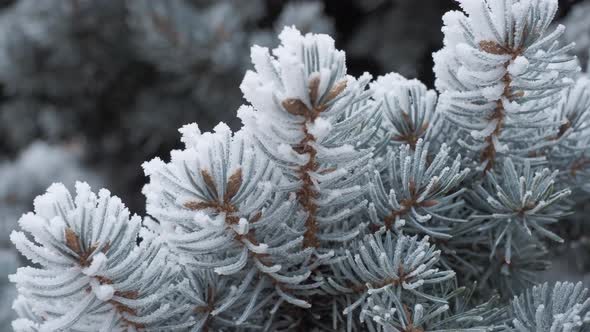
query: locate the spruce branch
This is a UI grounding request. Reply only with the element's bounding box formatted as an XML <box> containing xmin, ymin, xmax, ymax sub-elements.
<box><xmin>368</xmin><ymin>139</ymin><xmax>470</xmax><ymax>239</ymax></box>
<box><xmin>239</xmin><ymin>27</ymin><xmax>382</xmax><ymax>251</ymax></box>
<box><xmin>9</xmin><ymin>183</ymin><xmax>173</xmax><ymax>331</ymax></box>
<box><xmin>504</xmin><ymin>282</ymin><xmax>590</xmax><ymax>332</ymax></box>
<box><xmin>320</xmin><ymin>230</ymin><xmax>456</xmax><ymax>330</ymax></box>
<box><xmin>371</xmin><ymin>73</ymin><xmax>438</xmax><ymax>150</ymax></box>
<box><xmin>143</xmin><ymin>122</ymin><xmax>316</xmax><ymax>315</ymax></box>
<box><xmin>434</xmin><ymin>0</ymin><xmax>579</xmax><ymax>172</ymax></box>
<box><xmin>468</xmin><ymin>158</ymin><xmax>571</xmax><ymax>264</ymax></box>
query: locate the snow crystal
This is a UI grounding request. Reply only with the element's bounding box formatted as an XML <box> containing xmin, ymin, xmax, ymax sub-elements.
<box><xmin>280</xmin><ymin>56</ymin><xmax>308</xmax><ymax>104</ymax></box>
<box><xmin>92</xmin><ymin>282</ymin><xmax>115</xmax><ymax>301</ymax></box>
<box><xmin>193</xmin><ymin>212</ymin><xmax>225</xmax><ymax>229</ymax></box>
<box><xmin>322</xmin><ymin>144</ymin><xmax>356</xmax><ymax>156</ymax></box>
<box><xmin>470</xmin><ymin>120</ymin><xmax>498</xmax><ymax>139</ymax></box>
<box><xmin>250</xmin><ymin>45</ymin><xmax>274</xmax><ymax>81</ymax></box>
<box><xmin>141</xmin><ymin>157</ymin><xmax>166</xmax><ymax>177</ymax></box>
<box><xmin>32</xmin><ymin>183</ymin><xmax>70</xmax><ymax>220</ymax></box>
<box><xmin>277</xmin><ymin>143</ymin><xmax>296</xmax><ymax>161</ymax></box>
<box><xmin>456</xmin><ymin>0</ymin><xmax>497</xmax><ymax>42</ymax></box>
<box><xmin>308</xmin><ymin>117</ymin><xmax>332</xmax><ymax>141</ymax></box>
<box><xmin>244</xmin><ymin>241</ymin><xmax>268</xmax><ymax>254</ymax></box>
<box><xmin>83</xmin><ymin>252</ymin><xmax>107</xmax><ymax>276</ymax></box>
<box><xmin>370</xmin><ymin>72</ymin><xmax>407</xmax><ymax>98</ymax></box>
<box><xmin>17</xmin><ymin>213</ymin><xmax>47</xmax><ymax>238</ymax></box>
<box><xmin>234</xmin><ymin>218</ymin><xmax>249</xmax><ymax>235</ymax></box>
<box><xmin>12</xmin><ymin>318</ymin><xmax>38</xmax><ymax>331</ymax></box>
<box><xmin>491</xmin><ymin>135</ymin><xmax>508</xmax><ymax>153</ymax></box>
<box><xmin>508</xmin><ymin>56</ymin><xmax>530</xmax><ymax>76</ymax></box>
<box><xmin>179</xmin><ymin>123</ymin><xmax>202</xmax><ymax>149</ymax></box>
<box><xmin>480</xmin><ymin>84</ymin><xmax>504</xmax><ymax>101</ymax></box>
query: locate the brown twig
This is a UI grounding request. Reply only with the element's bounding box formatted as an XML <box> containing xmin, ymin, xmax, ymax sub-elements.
<box><xmin>382</xmin><ymin>180</ymin><xmax>438</xmax><ymax>230</ymax></box>
<box><xmin>478</xmin><ymin>41</ymin><xmax>524</xmax><ymax>172</ymax></box>
<box><xmin>282</xmin><ymin>77</ymin><xmax>347</xmax><ymax>248</ymax></box>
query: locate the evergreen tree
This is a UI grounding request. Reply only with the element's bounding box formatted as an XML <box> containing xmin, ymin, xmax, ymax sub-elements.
<box><xmin>7</xmin><ymin>0</ymin><xmax>590</xmax><ymax>331</ymax></box>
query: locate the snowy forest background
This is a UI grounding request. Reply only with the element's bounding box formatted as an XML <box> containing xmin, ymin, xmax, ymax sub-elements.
<box><xmin>1</xmin><ymin>0</ymin><xmax>590</xmax><ymax>329</ymax></box>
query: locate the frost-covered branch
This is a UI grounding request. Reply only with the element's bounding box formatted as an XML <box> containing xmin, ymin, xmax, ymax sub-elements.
<box><xmin>6</xmin><ymin>1</ymin><xmax>590</xmax><ymax>330</ymax></box>
<box><xmin>10</xmin><ymin>183</ymin><xmax>173</xmax><ymax>331</ymax></box>
<box><xmin>434</xmin><ymin>0</ymin><xmax>579</xmax><ymax>171</ymax></box>
<box><xmin>239</xmin><ymin>27</ymin><xmax>382</xmax><ymax>250</ymax></box>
